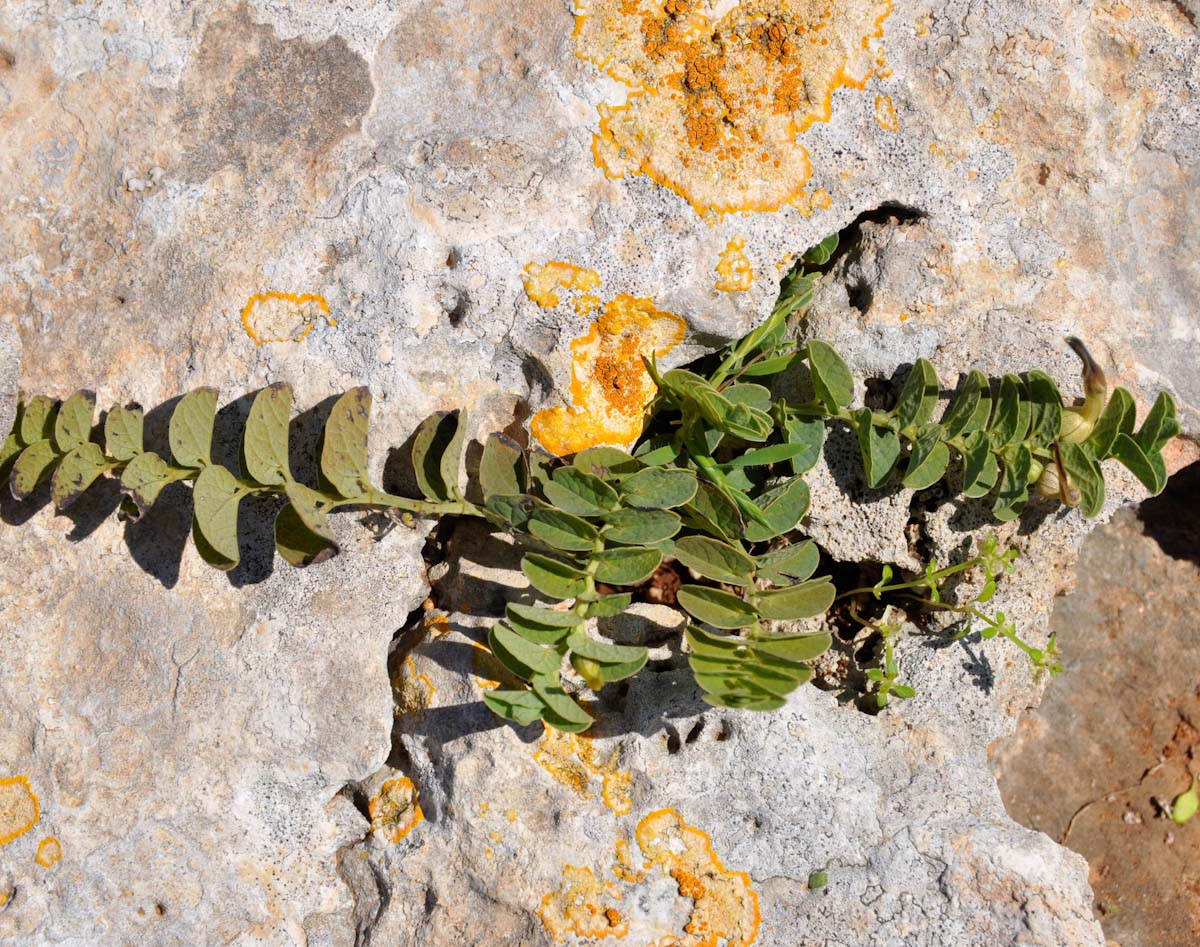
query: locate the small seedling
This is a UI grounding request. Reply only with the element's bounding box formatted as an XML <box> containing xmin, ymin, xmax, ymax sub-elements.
<box><xmin>1</xmin><ymin>233</ymin><xmax>1179</xmax><ymax>732</ymax></box>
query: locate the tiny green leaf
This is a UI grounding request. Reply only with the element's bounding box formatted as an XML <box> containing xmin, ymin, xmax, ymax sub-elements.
<box><xmin>1087</xmin><ymin>387</ymin><xmax>1135</xmax><ymax>459</ymax></box>
<box><xmin>51</xmin><ymin>442</ymin><xmax>109</xmax><ymax>509</ymax></box>
<box><xmin>988</xmin><ymin>375</ymin><xmax>1028</xmax><ymax>449</ymax></box>
<box><xmin>528</xmin><ymin>507</ymin><xmax>601</xmax><ymax>552</ymax></box>
<box><xmin>543</xmin><ymin>465</ymin><xmax>620</xmax><ymax>515</ymax></box>
<box><xmin>602</xmin><ymin>508</ymin><xmax>681</xmax><ymax>546</ymax></box>
<box><xmin>489</xmin><ymin>624</ymin><xmax>563</xmax><ymax>679</ymax></box>
<box><xmin>53</xmin><ymin>389</ymin><xmax>96</xmax><ymax>452</ymax></box>
<box><xmin>751</xmin><ymin>630</ymin><xmax>832</xmax><ymax>662</ymax></box>
<box><xmin>672</xmin><ymin>535</ymin><xmax>756</xmax><ymax>586</ymax></box>
<box><xmin>752</xmin><ymin>579</ymin><xmax>835</xmax><ymax>621</ymax></box>
<box><xmin>192</xmin><ymin>463</ymin><xmax>246</xmax><ymax>570</ymax></box>
<box><xmin>169</xmin><ymin>387</ymin><xmax>218</xmax><ymax>468</ymax></box>
<box><xmin>784</xmin><ymin>416</ymin><xmax>825</xmax><ymax>475</ymax></box>
<box><xmin>677</xmin><ymin>586</ymin><xmax>757</xmax><ymax>629</ymax></box>
<box><xmin>992</xmin><ymin>445</ymin><xmax>1032</xmax><ymax>521</ymax></box>
<box><xmin>522</xmin><ymin>554</ymin><xmax>588</xmax><ymax>600</ymax></box>
<box><xmin>243</xmin><ymin>383</ymin><xmax>293</xmax><ymax>486</ymax></box>
<box><xmin>120</xmin><ymin>451</ymin><xmax>185</xmax><ymax>516</ymax></box>
<box><xmin>321</xmin><ymin>387</ymin><xmax>373</xmax><ymax>499</ymax></box>
<box><xmin>854</xmin><ymin>408</ymin><xmax>902</xmax><ymax>489</ymax></box>
<box><xmin>479</xmin><ymin>433</ymin><xmax>527</xmax><ymax>498</ymax></box>
<box><xmin>806</xmin><ymin>340</ymin><xmax>854</xmax><ymax>409</ymax></box>
<box><xmin>531</xmin><ymin>675</ymin><xmax>593</xmax><ymax>732</ymax></box>
<box><xmin>939</xmin><ymin>370</ymin><xmax>989</xmax><ymax>439</ymax></box>
<box><xmin>10</xmin><ymin>440</ymin><xmax>59</xmax><ymax>500</ymax></box>
<box><xmin>411</xmin><ymin>409</ymin><xmax>463</xmax><ymax>502</ymax></box>
<box><xmin>682</xmin><ymin>481</ymin><xmax>743</xmax><ymax>543</ymax></box>
<box><xmin>960</xmin><ymin>431</ymin><xmax>1000</xmax><ymax>499</ymax></box>
<box><xmin>566</xmin><ymin>630</ymin><xmax>648</xmax><ymax>667</ymax></box>
<box><xmin>1024</xmin><ymin>371</ymin><xmax>1062</xmax><ymax>449</ymax></box>
<box><xmin>756</xmin><ymin>541</ymin><xmax>820</xmax><ymax>584</ymax></box>
<box><xmin>483</xmin><ymin>689</ymin><xmax>545</xmax><ymax>726</ymax></box>
<box><xmin>276</xmin><ymin>482</ymin><xmax>339</xmax><ymax>566</ymax></box>
<box><xmin>585</xmin><ymin>594</ymin><xmax>634</xmax><ymax>618</ymax></box>
<box><xmin>742</xmin><ymin>477</ymin><xmax>811</xmax><ymax>542</ymax></box>
<box><xmin>19</xmin><ymin>395</ymin><xmax>57</xmax><ymax>445</ymax></box>
<box><xmin>902</xmin><ymin>425</ymin><xmax>951</xmax><ymax>490</ymax></box>
<box><xmin>1111</xmin><ymin>433</ymin><xmax>1167</xmax><ymax>496</ymax></box>
<box><xmin>591</xmin><ymin>546</ymin><xmax>663</xmax><ymax>585</ymax></box>
<box><xmin>620</xmin><ymin>467</ymin><xmax>698</xmax><ymax>510</ymax></box>
<box><xmin>505</xmin><ymin>603</ymin><xmax>581</xmax><ymax>644</ymax></box>
<box><xmin>893</xmin><ymin>359</ymin><xmax>939</xmax><ymax>429</ymax></box>
<box><xmin>104</xmin><ymin>403</ymin><xmax>144</xmax><ymax>462</ymax></box>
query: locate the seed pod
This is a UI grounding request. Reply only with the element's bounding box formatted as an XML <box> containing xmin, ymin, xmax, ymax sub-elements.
<box><xmin>1035</xmin><ymin>442</ymin><xmax>1080</xmax><ymax>507</ymax></box>
<box><xmin>1060</xmin><ymin>337</ymin><xmax>1108</xmax><ymax>444</ymax></box>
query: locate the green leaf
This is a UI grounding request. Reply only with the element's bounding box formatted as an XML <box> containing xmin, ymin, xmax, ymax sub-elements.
<box><xmin>1088</xmin><ymin>387</ymin><xmax>1135</xmax><ymax>459</ymax></box>
<box><xmin>672</xmin><ymin>535</ymin><xmax>756</xmax><ymax>586</ymax></box>
<box><xmin>802</xmin><ymin>232</ymin><xmax>839</xmax><ymax>265</ymax></box>
<box><xmin>243</xmin><ymin>384</ymin><xmax>293</xmax><ymax>486</ymax></box>
<box><xmin>806</xmin><ymin>341</ymin><xmax>854</xmax><ymax>409</ymax></box>
<box><xmin>702</xmin><ymin>691</ymin><xmax>788</xmax><ymax>711</ymax></box>
<box><xmin>9</xmin><ymin>440</ymin><xmax>58</xmax><ymax>500</ymax></box>
<box><xmin>891</xmin><ymin>684</ymin><xmax>916</xmax><ymax>699</ymax></box>
<box><xmin>988</xmin><ymin>375</ymin><xmax>1028</xmax><ymax>449</ymax></box>
<box><xmin>893</xmin><ymin>359</ymin><xmax>939</xmax><ymax>429</ymax></box>
<box><xmin>543</xmin><ymin>466</ymin><xmax>620</xmax><ymax>515</ymax></box>
<box><xmin>751</xmin><ymin>579</ymin><xmax>835</xmax><ymax>621</ymax></box>
<box><xmin>751</xmin><ymin>631</ymin><xmax>832</xmax><ymax>662</ymax></box>
<box><xmin>722</xmin><ymin>383</ymin><xmax>772</xmax><ymax>411</ymax></box>
<box><xmin>276</xmin><ymin>482</ymin><xmax>339</xmax><ymax>566</ymax></box>
<box><xmin>685</xmin><ymin>624</ymin><xmax>749</xmax><ymax>656</ymax></box>
<box><xmin>522</xmin><ymin>553</ymin><xmax>588</xmax><ymax>600</ymax></box>
<box><xmin>756</xmin><ymin>541</ymin><xmax>819</xmax><ymax>584</ymax></box>
<box><xmin>120</xmin><ymin>451</ymin><xmax>185</xmax><ymax>516</ymax></box>
<box><xmin>683</xmin><ymin>481</ymin><xmax>743</xmax><ymax>543</ymax></box>
<box><xmin>483</xmin><ymin>493</ymin><xmax>541</xmax><ymax>529</ymax></box>
<box><xmin>960</xmin><ymin>431</ymin><xmax>1000</xmax><ymax>499</ymax></box>
<box><xmin>479</xmin><ymin>433</ymin><xmax>527</xmax><ymax>498</ymax></box>
<box><xmin>531</xmin><ymin>675</ymin><xmax>593</xmax><ymax>732</ymax></box>
<box><xmin>742</xmin><ymin>477</ymin><xmax>811</xmax><ymax>542</ymax></box>
<box><xmin>572</xmin><ymin>446</ymin><xmax>640</xmax><ymax>479</ymax></box>
<box><xmin>571</xmin><ymin>652</ymin><xmax>646</xmax><ymax>687</ymax></box>
<box><xmin>19</xmin><ymin>395</ymin><xmax>57</xmax><ymax>445</ymax></box>
<box><xmin>620</xmin><ymin>467</ymin><xmax>698</xmax><ymax>509</ymax></box>
<box><xmin>505</xmin><ymin>603</ymin><xmax>581</xmax><ymax>644</ymax></box>
<box><xmin>854</xmin><ymin>408</ymin><xmax>902</xmax><ymax>488</ymax></box>
<box><xmin>412</xmin><ymin>409</ymin><xmax>464</xmax><ymax>502</ymax></box>
<box><xmin>169</xmin><ymin>387</ymin><xmax>218</xmax><ymax>468</ymax></box>
<box><xmin>566</xmin><ymin>630</ymin><xmax>648</xmax><ymax>667</ymax></box>
<box><xmin>592</xmin><ymin>546</ymin><xmax>663</xmax><ymax>585</ymax></box>
<box><xmin>0</xmin><ymin>432</ymin><xmax>21</xmax><ymax>479</ymax></box>
<box><xmin>784</xmin><ymin>416</ymin><xmax>825</xmax><ymax>475</ymax></box>
<box><xmin>720</xmin><ymin>402</ymin><xmax>774</xmax><ymax>442</ymax></box>
<box><xmin>1024</xmin><ymin>371</ymin><xmax>1062</xmax><ymax>449</ymax></box>
<box><xmin>1134</xmin><ymin>390</ymin><xmax>1180</xmax><ymax>454</ymax></box>
<box><xmin>528</xmin><ymin>507</ymin><xmax>601</xmax><ymax>552</ymax></box>
<box><xmin>51</xmin><ymin>442</ymin><xmax>109</xmax><ymax>509</ymax></box>
<box><xmin>739</xmin><ymin>353</ymin><xmax>801</xmax><ymax>377</ymax></box>
<box><xmin>53</xmin><ymin>390</ymin><xmax>96</xmax><ymax>452</ymax></box>
<box><xmin>489</xmin><ymin>624</ymin><xmax>563</xmax><ymax>679</ymax></box>
<box><xmin>191</xmin><ymin>463</ymin><xmax>246</xmax><ymax>570</ymax></box>
<box><xmin>584</xmin><ymin>594</ymin><xmax>633</xmax><ymax>618</ymax></box>
<box><xmin>602</xmin><ymin>508</ymin><xmax>681</xmax><ymax>546</ymax></box>
<box><xmin>1058</xmin><ymin>442</ymin><xmax>1106</xmax><ymax>518</ymax></box>
<box><xmin>902</xmin><ymin>425</ymin><xmax>951</xmax><ymax>490</ymax></box>
<box><xmin>632</xmin><ymin>434</ymin><xmax>680</xmax><ymax>467</ymax></box>
<box><xmin>940</xmin><ymin>370</ymin><xmax>990</xmax><ymax>439</ymax></box>
<box><xmin>992</xmin><ymin>445</ymin><xmax>1032</xmax><ymax>521</ymax></box>
<box><xmin>321</xmin><ymin>388</ymin><xmax>373</xmax><ymax>499</ymax></box>
<box><xmin>677</xmin><ymin>586</ymin><xmax>757</xmax><ymax>629</ymax></box>
<box><xmin>483</xmin><ymin>689</ymin><xmax>545</xmax><ymax>726</ymax></box>
<box><xmin>1110</xmin><ymin>433</ymin><xmax>1167</xmax><ymax>495</ymax></box>
<box><xmin>724</xmin><ymin>442</ymin><xmax>809</xmax><ymax>468</ymax></box>
<box><xmin>104</xmin><ymin>404</ymin><xmax>144</xmax><ymax>461</ymax></box>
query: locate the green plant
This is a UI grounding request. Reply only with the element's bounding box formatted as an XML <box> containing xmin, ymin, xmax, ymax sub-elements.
<box><xmin>1</xmin><ymin>234</ymin><xmax>1180</xmax><ymax>732</ymax></box>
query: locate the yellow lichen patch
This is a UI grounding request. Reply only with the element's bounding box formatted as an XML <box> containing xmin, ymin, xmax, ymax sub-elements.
<box><xmin>524</xmin><ymin>261</ymin><xmax>602</xmax><ymax>309</ymax></box>
<box><xmin>637</xmin><ymin>808</ymin><xmax>761</xmax><ymax>947</ymax></box>
<box><xmin>368</xmin><ymin>777</ymin><xmax>425</xmax><ymax>844</ymax></box>
<box><xmin>576</xmin><ymin>0</ymin><xmax>893</xmax><ymax>214</ymax></box>
<box><xmin>539</xmin><ymin>865</ymin><xmax>629</xmax><ymax>942</ymax></box>
<box><xmin>35</xmin><ymin>836</ymin><xmax>62</xmax><ymax>868</ymax></box>
<box><xmin>613</xmin><ymin>839</ymin><xmax>647</xmax><ymax>884</ymax></box>
<box><xmin>241</xmin><ymin>291</ymin><xmax>335</xmax><ymax>345</ymax></box>
<box><xmin>395</xmin><ymin>656</ymin><xmax>436</xmax><ymax>720</ymax></box>
<box><xmin>575</xmin><ymin>293</ymin><xmax>603</xmax><ymax>316</ymax></box>
<box><xmin>531</xmin><ymin>294</ymin><xmax>685</xmax><ymax>456</ymax></box>
<box><xmin>874</xmin><ymin>94</ymin><xmax>898</xmax><ymax>132</ymax></box>
<box><xmin>535</xmin><ymin>726</ymin><xmax>633</xmax><ymax>816</ymax></box>
<box><xmin>0</xmin><ymin>776</ymin><xmax>40</xmax><ymax>846</ymax></box>
<box><xmin>715</xmin><ymin>237</ymin><xmax>754</xmax><ymax>292</ymax></box>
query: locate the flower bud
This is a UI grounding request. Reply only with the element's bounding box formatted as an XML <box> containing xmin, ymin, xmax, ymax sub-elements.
<box><xmin>1035</xmin><ymin>442</ymin><xmax>1080</xmax><ymax>507</ymax></box>
<box><xmin>1060</xmin><ymin>337</ymin><xmax>1108</xmax><ymax>443</ymax></box>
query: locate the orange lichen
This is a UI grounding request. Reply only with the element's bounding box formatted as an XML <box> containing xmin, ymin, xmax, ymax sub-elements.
<box><xmin>535</xmin><ymin>726</ymin><xmax>633</xmax><ymax>816</ymax></box>
<box><xmin>539</xmin><ymin>865</ymin><xmax>630</xmax><ymax>942</ymax></box>
<box><xmin>0</xmin><ymin>776</ymin><xmax>40</xmax><ymax>846</ymax></box>
<box><xmin>240</xmin><ymin>291</ymin><xmax>334</xmax><ymax>345</ymax></box>
<box><xmin>576</xmin><ymin>0</ymin><xmax>893</xmax><ymax>214</ymax></box>
<box><xmin>714</xmin><ymin>237</ymin><xmax>754</xmax><ymax>292</ymax></box>
<box><xmin>524</xmin><ymin>261</ymin><xmax>602</xmax><ymax>309</ymax></box>
<box><xmin>613</xmin><ymin>839</ymin><xmax>647</xmax><ymax>883</ymax></box>
<box><xmin>873</xmin><ymin>94</ymin><xmax>898</xmax><ymax>131</ymax></box>
<box><xmin>35</xmin><ymin>836</ymin><xmax>62</xmax><ymax>868</ymax></box>
<box><xmin>531</xmin><ymin>293</ymin><xmax>686</xmax><ymax>455</ymax></box>
<box><xmin>575</xmin><ymin>293</ymin><xmax>603</xmax><ymax>316</ymax></box>
<box><xmin>637</xmin><ymin>809</ymin><xmax>761</xmax><ymax>947</ymax></box>
<box><xmin>368</xmin><ymin>777</ymin><xmax>425</xmax><ymax>843</ymax></box>
<box><xmin>395</xmin><ymin>655</ymin><xmax>436</xmax><ymax>720</ymax></box>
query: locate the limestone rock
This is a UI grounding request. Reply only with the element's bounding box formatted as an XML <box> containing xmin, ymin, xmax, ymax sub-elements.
<box><xmin>0</xmin><ymin>0</ymin><xmax>1197</xmax><ymax>944</ymax></box>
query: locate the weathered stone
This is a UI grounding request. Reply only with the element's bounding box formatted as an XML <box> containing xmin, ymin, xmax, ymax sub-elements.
<box><xmin>0</xmin><ymin>0</ymin><xmax>1196</xmax><ymax>944</ymax></box>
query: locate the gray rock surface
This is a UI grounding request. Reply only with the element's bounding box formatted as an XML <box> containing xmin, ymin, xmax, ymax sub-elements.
<box><xmin>0</xmin><ymin>0</ymin><xmax>1197</xmax><ymax>944</ymax></box>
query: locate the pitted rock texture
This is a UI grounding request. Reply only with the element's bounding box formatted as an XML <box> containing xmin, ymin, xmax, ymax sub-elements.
<box><xmin>0</xmin><ymin>0</ymin><xmax>1197</xmax><ymax>944</ymax></box>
